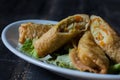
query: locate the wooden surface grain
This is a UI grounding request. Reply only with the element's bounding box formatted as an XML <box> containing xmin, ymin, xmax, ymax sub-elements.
<box><xmin>0</xmin><ymin>0</ymin><xmax>120</xmax><ymax>80</ymax></box>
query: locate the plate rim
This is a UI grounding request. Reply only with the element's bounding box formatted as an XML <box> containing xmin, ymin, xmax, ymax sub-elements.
<box><xmin>1</xmin><ymin>19</ymin><xmax>120</xmax><ymax>80</ymax></box>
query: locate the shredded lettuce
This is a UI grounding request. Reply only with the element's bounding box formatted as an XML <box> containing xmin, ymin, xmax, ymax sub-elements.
<box><xmin>54</xmin><ymin>54</ymin><xmax>76</xmax><ymax>69</ymax></box>
<box><xmin>20</xmin><ymin>39</ymin><xmax>33</xmax><ymax>54</ymax></box>
<box><xmin>42</xmin><ymin>54</ymin><xmax>76</xmax><ymax>69</ymax></box>
<box><xmin>20</xmin><ymin>39</ymin><xmax>39</xmax><ymax>58</ymax></box>
<box><xmin>19</xmin><ymin>39</ymin><xmax>75</xmax><ymax>69</ymax></box>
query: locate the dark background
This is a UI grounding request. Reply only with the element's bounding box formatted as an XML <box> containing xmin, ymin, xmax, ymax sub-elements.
<box><xmin>0</xmin><ymin>0</ymin><xmax>120</xmax><ymax>80</ymax></box>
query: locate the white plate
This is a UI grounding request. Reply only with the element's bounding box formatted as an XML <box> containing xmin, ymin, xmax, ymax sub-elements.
<box><xmin>1</xmin><ymin>20</ymin><xmax>120</xmax><ymax>80</ymax></box>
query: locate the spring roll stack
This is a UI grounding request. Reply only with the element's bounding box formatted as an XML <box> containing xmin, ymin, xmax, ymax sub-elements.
<box><xmin>18</xmin><ymin>14</ymin><xmax>120</xmax><ymax>74</ymax></box>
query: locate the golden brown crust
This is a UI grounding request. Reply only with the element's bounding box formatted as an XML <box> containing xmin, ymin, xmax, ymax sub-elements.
<box><xmin>69</xmin><ymin>48</ymin><xmax>97</xmax><ymax>73</ymax></box>
<box><xmin>69</xmin><ymin>31</ymin><xmax>109</xmax><ymax>74</ymax></box>
<box><xmin>33</xmin><ymin>27</ymin><xmax>76</xmax><ymax>57</ymax></box>
<box><xmin>19</xmin><ymin>22</ymin><xmax>54</xmax><ymax>44</ymax></box>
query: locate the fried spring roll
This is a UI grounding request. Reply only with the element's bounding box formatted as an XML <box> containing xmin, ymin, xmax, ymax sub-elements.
<box><xmin>19</xmin><ymin>22</ymin><xmax>54</xmax><ymax>44</ymax></box>
<box><xmin>90</xmin><ymin>15</ymin><xmax>120</xmax><ymax>63</ymax></box>
<box><xmin>34</xmin><ymin>14</ymin><xmax>90</xmax><ymax>57</ymax></box>
<box><xmin>69</xmin><ymin>31</ymin><xmax>109</xmax><ymax>74</ymax></box>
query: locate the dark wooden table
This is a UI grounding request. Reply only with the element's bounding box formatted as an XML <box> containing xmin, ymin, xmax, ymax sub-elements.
<box><xmin>0</xmin><ymin>0</ymin><xmax>120</xmax><ymax>80</ymax></box>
